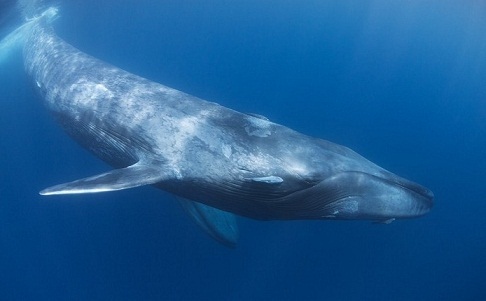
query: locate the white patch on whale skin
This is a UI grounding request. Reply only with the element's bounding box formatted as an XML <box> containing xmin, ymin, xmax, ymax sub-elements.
<box><xmin>338</xmin><ymin>200</ymin><xmax>359</xmax><ymax>215</ymax></box>
<box><xmin>160</xmin><ymin>113</ymin><xmax>208</xmax><ymax>174</ymax></box>
<box><xmin>69</xmin><ymin>79</ymin><xmax>114</xmax><ymax>107</ymax></box>
<box><xmin>249</xmin><ymin>176</ymin><xmax>283</xmax><ymax>184</ymax></box>
<box><xmin>244</xmin><ymin>116</ymin><xmax>272</xmax><ymax>137</ymax></box>
<box><xmin>94</xmin><ymin>83</ymin><xmax>110</xmax><ymax>95</ymax></box>
<box><xmin>284</xmin><ymin>158</ymin><xmax>309</xmax><ymax>175</ymax></box>
<box><xmin>222</xmin><ymin>144</ymin><xmax>232</xmax><ymax>158</ymax></box>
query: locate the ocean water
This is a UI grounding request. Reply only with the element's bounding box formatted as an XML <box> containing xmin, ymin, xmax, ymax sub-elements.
<box><xmin>0</xmin><ymin>0</ymin><xmax>485</xmax><ymax>300</ymax></box>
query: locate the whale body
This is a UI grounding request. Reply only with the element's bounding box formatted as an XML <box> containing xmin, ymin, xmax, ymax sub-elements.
<box><xmin>6</xmin><ymin>10</ymin><xmax>433</xmax><ymax>246</ymax></box>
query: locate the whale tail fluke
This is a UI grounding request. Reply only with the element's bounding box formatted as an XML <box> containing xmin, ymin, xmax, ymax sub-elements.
<box><xmin>0</xmin><ymin>6</ymin><xmax>58</xmax><ymax>64</ymax></box>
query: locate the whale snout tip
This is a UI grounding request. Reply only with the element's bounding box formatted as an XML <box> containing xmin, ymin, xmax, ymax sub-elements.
<box><xmin>390</xmin><ymin>175</ymin><xmax>434</xmax><ymax>213</ymax></box>
<box><xmin>422</xmin><ymin>188</ymin><xmax>434</xmax><ymax>210</ymax></box>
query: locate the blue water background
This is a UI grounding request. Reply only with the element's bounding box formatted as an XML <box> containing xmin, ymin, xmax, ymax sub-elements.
<box><xmin>1</xmin><ymin>0</ymin><xmax>485</xmax><ymax>300</ymax></box>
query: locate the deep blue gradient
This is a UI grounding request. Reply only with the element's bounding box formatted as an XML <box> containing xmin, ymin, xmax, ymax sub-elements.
<box><xmin>1</xmin><ymin>1</ymin><xmax>485</xmax><ymax>300</ymax></box>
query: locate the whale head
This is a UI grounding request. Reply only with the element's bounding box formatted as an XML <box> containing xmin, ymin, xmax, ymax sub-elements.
<box><xmin>312</xmin><ymin>170</ymin><xmax>434</xmax><ymax>221</ymax></box>
<box><xmin>281</xmin><ymin>140</ymin><xmax>434</xmax><ymax>222</ymax></box>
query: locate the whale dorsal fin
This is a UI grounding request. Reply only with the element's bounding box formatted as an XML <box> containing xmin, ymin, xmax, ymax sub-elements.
<box><xmin>39</xmin><ymin>160</ymin><xmax>170</xmax><ymax>195</ymax></box>
<box><xmin>178</xmin><ymin>198</ymin><xmax>239</xmax><ymax>248</ymax></box>
<box><xmin>246</xmin><ymin>113</ymin><xmax>269</xmax><ymax>121</ymax></box>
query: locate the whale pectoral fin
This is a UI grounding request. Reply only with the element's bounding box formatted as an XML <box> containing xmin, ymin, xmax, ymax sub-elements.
<box><xmin>177</xmin><ymin>198</ymin><xmax>239</xmax><ymax>248</ymax></box>
<box><xmin>39</xmin><ymin>161</ymin><xmax>170</xmax><ymax>195</ymax></box>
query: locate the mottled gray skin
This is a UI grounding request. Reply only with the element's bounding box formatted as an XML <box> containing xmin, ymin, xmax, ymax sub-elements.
<box><xmin>25</xmin><ymin>23</ymin><xmax>433</xmax><ymax>221</ymax></box>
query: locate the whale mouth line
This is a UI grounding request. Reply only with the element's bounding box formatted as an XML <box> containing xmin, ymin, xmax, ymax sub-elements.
<box><xmin>343</xmin><ymin>171</ymin><xmax>434</xmax><ymax>202</ymax></box>
<box><xmin>381</xmin><ymin>176</ymin><xmax>434</xmax><ymax>202</ymax></box>
<box><xmin>392</xmin><ymin>180</ymin><xmax>434</xmax><ymax>200</ymax></box>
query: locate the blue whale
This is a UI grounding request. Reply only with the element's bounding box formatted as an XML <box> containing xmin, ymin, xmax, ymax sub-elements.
<box><xmin>3</xmin><ymin>8</ymin><xmax>433</xmax><ymax>246</ymax></box>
